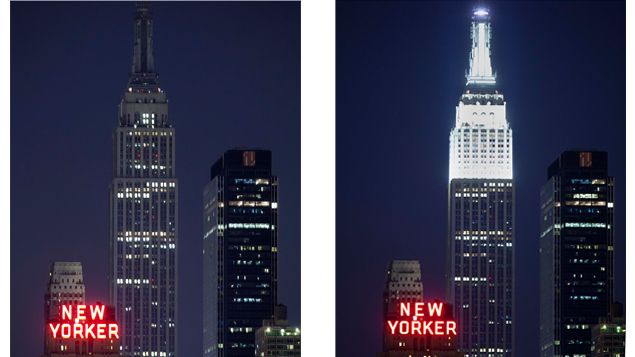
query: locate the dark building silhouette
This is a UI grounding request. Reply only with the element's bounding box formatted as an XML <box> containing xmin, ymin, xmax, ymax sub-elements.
<box><xmin>203</xmin><ymin>149</ymin><xmax>278</xmax><ymax>357</ymax></box>
<box><xmin>108</xmin><ymin>3</ymin><xmax>178</xmax><ymax>356</ymax></box>
<box><xmin>447</xmin><ymin>8</ymin><xmax>514</xmax><ymax>356</ymax></box>
<box><xmin>539</xmin><ymin>151</ymin><xmax>614</xmax><ymax>356</ymax></box>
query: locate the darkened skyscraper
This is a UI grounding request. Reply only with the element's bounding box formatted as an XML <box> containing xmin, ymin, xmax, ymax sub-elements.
<box><xmin>447</xmin><ymin>8</ymin><xmax>514</xmax><ymax>356</ymax></box>
<box><xmin>203</xmin><ymin>149</ymin><xmax>278</xmax><ymax>357</ymax></box>
<box><xmin>44</xmin><ymin>262</ymin><xmax>86</xmax><ymax>354</ymax></box>
<box><xmin>109</xmin><ymin>3</ymin><xmax>178</xmax><ymax>356</ymax></box>
<box><xmin>539</xmin><ymin>151</ymin><xmax>614</xmax><ymax>357</ymax></box>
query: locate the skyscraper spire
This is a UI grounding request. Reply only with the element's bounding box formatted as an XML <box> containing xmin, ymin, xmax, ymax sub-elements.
<box><xmin>466</xmin><ymin>7</ymin><xmax>496</xmax><ymax>86</ymax></box>
<box><xmin>129</xmin><ymin>1</ymin><xmax>159</xmax><ymax>88</ymax></box>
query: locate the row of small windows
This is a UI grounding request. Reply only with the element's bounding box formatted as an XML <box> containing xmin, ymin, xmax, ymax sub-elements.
<box><xmin>457</xmin><ymin>183</ymin><xmax>513</xmax><ymax>189</ymax></box>
<box><xmin>456</xmin><ymin>128</ymin><xmax>507</xmax><ymax>133</ymax></box>
<box><xmin>51</xmin><ymin>284</ymin><xmax>83</xmax><ymax>290</ymax></box>
<box><xmin>233</xmin><ymin>178</ymin><xmax>271</xmax><ymax>185</ymax></box>
<box><xmin>457</xmin><ymin>139</ymin><xmax>510</xmax><ymax>143</ymax></box>
<box><xmin>232</xmin><ymin>297</ymin><xmax>263</xmax><ymax>303</ymax></box>
<box><xmin>570</xmin><ymin>178</ymin><xmax>606</xmax><ymax>185</ymax></box>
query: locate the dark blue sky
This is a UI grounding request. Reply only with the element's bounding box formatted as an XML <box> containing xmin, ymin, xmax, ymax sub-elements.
<box><xmin>336</xmin><ymin>1</ymin><xmax>625</xmax><ymax>356</ymax></box>
<box><xmin>10</xmin><ymin>2</ymin><xmax>299</xmax><ymax>357</ymax></box>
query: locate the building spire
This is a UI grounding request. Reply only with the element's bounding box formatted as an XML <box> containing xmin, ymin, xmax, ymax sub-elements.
<box><xmin>465</xmin><ymin>7</ymin><xmax>496</xmax><ymax>86</ymax></box>
<box><xmin>129</xmin><ymin>1</ymin><xmax>159</xmax><ymax>89</ymax></box>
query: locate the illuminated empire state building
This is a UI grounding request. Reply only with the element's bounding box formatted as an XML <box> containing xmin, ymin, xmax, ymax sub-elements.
<box><xmin>109</xmin><ymin>3</ymin><xmax>177</xmax><ymax>356</ymax></box>
<box><xmin>446</xmin><ymin>8</ymin><xmax>514</xmax><ymax>356</ymax></box>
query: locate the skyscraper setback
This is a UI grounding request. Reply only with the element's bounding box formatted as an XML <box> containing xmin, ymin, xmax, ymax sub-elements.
<box><xmin>108</xmin><ymin>3</ymin><xmax>178</xmax><ymax>356</ymax></box>
<box><xmin>539</xmin><ymin>151</ymin><xmax>614</xmax><ymax>356</ymax></box>
<box><xmin>446</xmin><ymin>8</ymin><xmax>514</xmax><ymax>356</ymax></box>
<box><xmin>203</xmin><ymin>149</ymin><xmax>278</xmax><ymax>357</ymax></box>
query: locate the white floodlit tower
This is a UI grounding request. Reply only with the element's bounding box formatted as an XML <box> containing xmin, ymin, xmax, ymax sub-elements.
<box><xmin>447</xmin><ymin>8</ymin><xmax>514</xmax><ymax>357</ymax></box>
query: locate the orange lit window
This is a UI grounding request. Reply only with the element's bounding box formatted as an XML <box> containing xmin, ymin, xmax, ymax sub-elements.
<box><xmin>579</xmin><ymin>152</ymin><xmax>592</xmax><ymax>167</ymax></box>
<box><xmin>243</xmin><ymin>151</ymin><xmax>256</xmax><ymax>167</ymax></box>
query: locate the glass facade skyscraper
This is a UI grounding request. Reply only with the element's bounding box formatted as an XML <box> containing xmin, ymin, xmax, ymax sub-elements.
<box><xmin>539</xmin><ymin>151</ymin><xmax>614</xmax><ymax>357</ymax></box>
<box><xmin>108</xmin><ymin>4</ymin><xmax>178</xmax><ymax>356</ymax></box>
<box><xmin>203</xmin><ymin>149</ymin><xmax>278</xmax><ymax>357</ymax></box>
<box><xmin>446</xmin><ymin>8</ymin><xmax>514</xmax><ymax>356</ymax></box>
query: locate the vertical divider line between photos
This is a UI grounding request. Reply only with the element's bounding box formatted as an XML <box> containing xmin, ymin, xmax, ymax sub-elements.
<box><xmin>626</xmin><ymin>1</ymin><xmax>634</xmax><ymax>356</ymax></box>
<box><xmin>0</xmin><ymin>0</ymin><xmax>10</xmax><ymax>355</ymax></box>
<box><xmin>301</xmin><ymin>0</ymin><xmax>336</xmax><ymax>356</ymax></box>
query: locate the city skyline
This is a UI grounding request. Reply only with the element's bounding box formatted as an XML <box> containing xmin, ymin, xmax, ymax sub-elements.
<box><xmin>10</xmin><ymin>3</ymin><xmax>300</xmax><ymax>357</ymax></box>
<box><xmin>336</xmin><ymin>2</ymin><xmax>625</xmax><ymax>356</ymax></box>
<box><xmin>8</xmin><ymin>1</ymin><xmax>628</xmax><ymax>357</ymax></box>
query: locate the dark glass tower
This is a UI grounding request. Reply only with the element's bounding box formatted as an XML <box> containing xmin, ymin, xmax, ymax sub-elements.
<box><xmin>109</xmin><ymin>3</ymin><xmax>178</xmax><ymax>356</ymax></box>
<box><xmin>203</xmin><ymin>149</ymin><xmax>278</xmax><ymax>357</ymax></box>
<box><xmin>446</xmin><ymin>8</ymin><xmax>514</xmax><ymax>356</ymax></box>
<box><xmin>539</xmin><ymin>151</ymin><xmax>614</xmax><ymax>357</ymax></box>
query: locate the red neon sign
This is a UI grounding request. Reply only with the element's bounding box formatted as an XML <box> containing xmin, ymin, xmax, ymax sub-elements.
<box><xmin>48</xmin><ymin>304</ymin><xmax>119</xmax><ymax>340</ymax></box>
<box><xmin>386</xmin><ymin>302</ymin><xmax>457</xmax><ymax>336</ymax></box>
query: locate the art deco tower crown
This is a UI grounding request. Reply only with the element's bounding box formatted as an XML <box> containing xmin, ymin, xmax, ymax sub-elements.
<box><xmin>129</xmin><ymin>2</ymin><xmax>159</xmax><ymax>90</ymax></box>
<box><xmin>449</xmin><ymin>7</ymin><xmax>512</xmax><ymax>180</ymax></box>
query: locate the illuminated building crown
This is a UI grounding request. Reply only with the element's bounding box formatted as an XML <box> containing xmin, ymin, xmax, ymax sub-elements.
<box><xmin>449</xmin><ymin>7</ymin><xmax>513</xmax><ymax>181</ymax></box>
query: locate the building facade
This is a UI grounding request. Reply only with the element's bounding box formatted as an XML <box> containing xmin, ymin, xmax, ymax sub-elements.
<box><xmin>203</xmin><ymin>149</ymin><xmax>278</xmax><ymax>357</ymax></box>
<box><xmin>383</xmin><ymin>260</ymin><xmax>424</xmax><ymax>352</ymax></box>
<box><xmin>108</xmin><ymin>3</ymin><xmax>178</xmax><ymax>356</ymax></box>
<box><xmin>539</xmin><ymin>151</ymin><xmax>614</xmax><ymax>357</ymax></box>
<box><xmin>44</xmin><ymin>262</ymin><xmax>86</xmax><ymax>354</ymax></box>
<box><xmin>45</xmin><ymin>262</ymin><xmax>86</xmax><ymax>321</ymax></box>
<box><xmin>446</xmin><ymin>8</ymin><xmax>514</xmax><ymax>356</ymax></box>
<box><xmin>44</xmin><ymin>262</ymin><xmax>119</xmax><ymax>356</ymax></box>
<box><xmin>255</xmin><ymin>305</ymin><xmax>301</xmax><ymax>357</ymax></box>
<box><xmin>591</xmin><ymin>317</ymin><xmax>625</xmax><ymax>357</ymax></box>
<box><xmin>254</xmin><ymin>325</ymin><xmax>300</xmax><ymax>357</ymax></box>
<box><xmin>381</xmin><ymin>260</ymin><xmax>459</xmax><ymax>357</ymax></box>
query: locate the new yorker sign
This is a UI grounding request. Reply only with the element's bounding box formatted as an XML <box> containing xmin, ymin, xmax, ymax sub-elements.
<box><xmin>48</xmin><ymin>304</ymin><xmax>119</xmax><ymax>340</ymax></box>
<box><xmin>387</xmin><ymin>302</ymin><xmax>457</xmax><ymax>336</ymax></box>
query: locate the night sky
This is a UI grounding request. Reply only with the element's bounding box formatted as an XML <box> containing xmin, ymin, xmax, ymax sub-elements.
<box><xmin>10</xmin><ymin>2</ymin><xmax>299</xmax><ymax>357</ymax></box>
<box><xmin>337</xmin><ymin>1</ymin><xmax>625</xmax><ymax>356</ymax></box>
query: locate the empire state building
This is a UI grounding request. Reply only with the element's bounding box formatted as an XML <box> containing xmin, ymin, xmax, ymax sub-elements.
<box><xmin>446</xmin><ymin>8</ymin><xmax>514</xmax><ymax>356</ymax></box>
<box><xmin>109</xmin><ymin>3</ymin><xmax>178</xmax><ymax>356</ymax></box>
